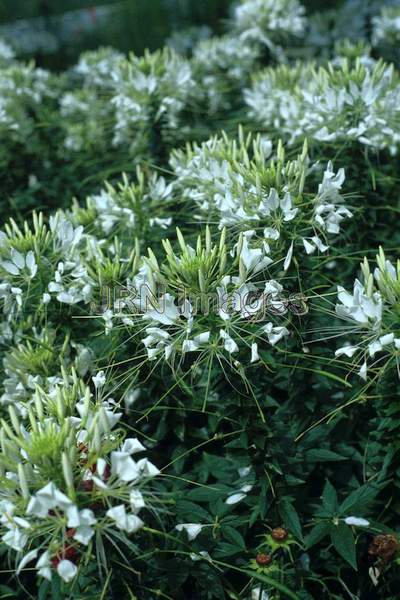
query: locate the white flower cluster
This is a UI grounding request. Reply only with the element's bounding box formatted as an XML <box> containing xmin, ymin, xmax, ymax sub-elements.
<box><xmin>170</xmin><ymin>132</ymin><xmax>352</xmax><ymax>256</ymax></box>
<box><xmin>192</xmin><ymin>35</ymin><xmax>260</xmax><ymax>112</ymax></box>
<box><xmin>111</xmin><ymin>48</ymin><xmax>195</xmax><ymax>150</ymax></box>
<box><xmin>246</xmin><ymin>59</ymin><xmax>400</xmax><ymax>154</ymax></box>
<box><xmin>335</xmin><ymin>248</ymin><xmax>400</xmax><ymax>381</ymax></box>
<box><xmin>372</xmin><ymin>6</ymin><xmax>400</xmax><ymax>48</ymax></box>
<box><xmin>0</xmin><ymin>62</ymin><xmax>53</xmax><ymax>158</ymax></box>
<box><xmin>131</xmin><ymin>228</ymin><xmax>291</xmax><ymax>369</ymax></box>
<box><xmin>83</xmin><ymin>170</ymin><xmax>173</xmax><ymax>238</ymax></box>
<box><xmin>0</xmin><ymin>378</ymin><xmax>159</xmax><ymax>583</ymax></box>
<box><xmin>233</xmin><ymin>0</ymin><xmax>306</xmax><ymax>51</ymax></box>
<box><xmin>60</xmin><ymin>48</ymin><xmax>195</xmax><ymax>156</ymax></box>
<box><xmin>0</xmin><ymin>38</ymin><xmax>15</xmax><ymax>63</ymax></box>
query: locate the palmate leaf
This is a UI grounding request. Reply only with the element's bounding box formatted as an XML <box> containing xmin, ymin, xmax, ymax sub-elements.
<box><xmin>330</xmin><ymin>523</ymin><xmax>357</xmax><ymax>570</ymax></box>
<box><xmin>339</xmin><ymin>480</ymin><xmax>385</xmax><ymax>514</ymax></box>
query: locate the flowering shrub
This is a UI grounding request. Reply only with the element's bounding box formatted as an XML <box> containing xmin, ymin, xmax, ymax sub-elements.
<box><xmin>0</xmin><ymin>374</ymin><xmax>159</xmax><ymax>583</ymax></box>
<box><xmin>1</xmin><ymin>1</ymin><xmax>400</xmax><ymax>598</ymax></box>
<box><xmin>246</xmin><ymin>58</ymin><xmax>400</xmax><ymax>153</ymax></box>
<box><xmin>335</xmin><ymin>247</ymin><xmax>400</xmax><ymax>382</ymax></box>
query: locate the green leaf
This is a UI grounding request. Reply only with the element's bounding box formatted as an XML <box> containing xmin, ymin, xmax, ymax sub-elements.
<box><xmin>279</xmin><ymin>497</ymin><xmax>303</xmax><ymax>541</ymax></box>
<box><xmin>213</xmin><ymin>542</ymin><xmax>243</xmax><ymax>558</ymax></box>
<box><xmin>223</xmin><ymin>525</ymin><xmax>246</xmax><ymax>550</ymax></box>
<box><xmin>176</xmin><ymin>499</ymin><xmax>211</xmax><ymax>522</ymax></box>
<box><xmin>339</xmin><ymin>481</ymin><xmax>383</xmax><ymax>514</ymax></box>
<box><xmin>305</xmin><ymin>522</ymin><xmax>330</xmax><ymax>549</ymax></box>
<box><xmin>187</xmin><ymin>486</ymin><xmax>227</xmax><ymax>502</ymax></box>
<box><xmin>305</xmin><ymin>449</ymin><xmax>347</xmax><ymax>462</ymax></box>
<box><xmin>322</xmin><ymin>480</ymin><xmax>338</xmax><ymax>514</ymax></box>
<box><xmin>330</xmin><ymin>523</ymin><xmax>357</xmax><ymax>570</ymax></box>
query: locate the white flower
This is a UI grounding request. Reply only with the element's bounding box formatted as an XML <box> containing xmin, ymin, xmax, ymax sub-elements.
<box><xmin>0</xmin><ymin>249</ymin><xmax>37</xmax><ymax>278</ymax></box>
<box><xmin>144</xmin><ymin>293</ymin><xmax>180</xmax><ymax>326</ymax></box>
<box><xmin>57</xmin><ymin>559</ymin><xmax>78</xmax><ymax>582</ymax></box>
<box><xmin>26</xmin><ymin>482</ymin><xmax>72</xmax><ymax>518</ymax></box>
<box><xmin>121</xmin><ymin>438</ymin><xmax>146</xmax><ymax>454</ymax></box>
<box><xmin>225</xmin><ymin>492</ymin><xmax>247</xmax><ymax>505</ymax></box>
<box><xmin>175</xmin><ymin>523</ymin><xmax>205</xmax><ymax>540</ymax></box>
<box><xmin>36</xmin><ymin>551</ymin><xmax>52</xmax><ymax>581</ymax></box>
<box><xmin>182</xmin><ymin>332</ymin><xmax>210</xmax><ymax>353</ymax></box>
<box><xmin>251</xmin><ymin>342</ymin><xmax>259</xmax><ymax>363</ymax></box>
<box><xmin>136</xmin><ymin>457</ymin><xmax>160</xmax><ymax>479</ymax></box>
<box><xmin>66</xmin><ymin>507</ymin><xmax>96</xmax><ymax>545</ymax></box>
<box><xmin>111</xmin><ymin>451</ymin><xmax>140</xmax><ymax>482</ymax></box>
<box><xmin>262</xmin><ymin>323</ymin><xmax>289</xmax><ymax>346</ymax></box>
<box><xmin>344</xmin><ymin>516</ymin><xmax>370</xmax><ymax>527</ymax></box>
<box><xmin>17</xmin><ymin>548</ymin><xmax>38</xmax><ymax>575</ymax></box>
<box><xmin>239</xmin><ymin>237</ymin><xmax>272</xmax><ymax>274</ymax></box>
<box><xmin>106</xmin><ymin>505</ymin><xmax>144</xmax><ymax>533</ymax></box>
<box><xmin>283</xmin><ymin>242</ymin><xmax>294</xmax><ymax>271</ymax></box>
<box><xmin>336</xmin><ymin>280</ymin><xmax>382</xmax><ymax>325</ymax></box>
<box><xmin>358</xmin><ymin>361</ymin><xmax>368</xmax><ymax>381</ymax></box>
<box><xmin>220</xmin><ymin>329</ymin><xmax>239</xmax><ymax>354</ymax></box>
<box><xmin>92</xmin><ymin>370</ymin><xmax>106</xmax><ymax>389</ymax></box>
<box><xmin>251</xmin><ymin>587</ymin><xmax>269</xmax><ymax>600</ymax></box>
<box><xmin>130</xmin><ymin>490</ymin><xmax>146</xmax><ymax>514</ymax></box>
<box><xmin>335</xmin><ymin>345</ymin><xmax>358</xmax><ymax>358</ymax></box>
<box><xmin>2</xmin><ymin>527</ymin><xmax>28</xmax><ymax>552</ymax></box>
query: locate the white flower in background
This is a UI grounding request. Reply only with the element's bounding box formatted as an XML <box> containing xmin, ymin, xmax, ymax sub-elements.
<box><xmin>106</xmin><ymin>505</ymin><xmax>144</xmax><ymax>533</ymax></box>
<box><xmin>0</xmin><ymin>39</ymin><xmax>15</xmax><ymax>61</ymax></box>
<box><xmin>234</xmin><ymin>0</ymin><xmax>306</xmax><ymax>50</ymax></box>
<box><xmin>246</xmin><ymin>59</ymin><xmax>400</xmax><ymax>154</ymax></box>
<box><xmin>251</xmin><ymin>342</ymin><xmax>259</xmax><ymax>363</ymax></box>
<box><xmin>344</xmin><ymin>516</ymin><xmax>370</xmax><ymax>527</ymax></box>
<box><xmin>372</xmin><ymin>6</ymin><xmax>400</xmax><ymax>47</ymax></box>
<box><xmin>192</xmin><ymin>35</ymin><xmax>260</xmax><ymax>112</ymax></box>
<box><xmin>175</xmin><ymin>523</ymin><xmax>205</xmax><ymax>540</ymax></box>
<box><xmin>335</xmin><ymin>345</ymin><xmax>358</xmax><ymax>358</ymax></box>
<box><xmin>226</xmin><ymin>482</ymin><xmax>253</xmax><ymax>505</ymax></box>
<box><xmin>251</xmin><ymin>587</ymin><xmax>269</xmax><ymax>600</ymax></box>
<box><xmin>225</xmin><ymin>492</ymin><xmax>247</xmax><ymax>505</ymax></box>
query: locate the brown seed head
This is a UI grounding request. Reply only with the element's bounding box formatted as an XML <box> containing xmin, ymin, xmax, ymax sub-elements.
<box><xmin>256</xmin><ymin>553</ymin><xmax>272</xmax><ymax>566</ymax></box>
<box><xmin>271</xmin><ymin>527</ymin><xmax>288</xmax><ymax>542</ymax></box>
<box><xmin>368</xmin><ymin>534</ymin><xmax>399</xmax><ymax>564</ymax></box>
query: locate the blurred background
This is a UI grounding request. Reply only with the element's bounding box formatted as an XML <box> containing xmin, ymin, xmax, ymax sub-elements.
<box><xmin>0</xmin><ymin>0</ymin><xmax>340</xmax><ymax>70</ymax></box>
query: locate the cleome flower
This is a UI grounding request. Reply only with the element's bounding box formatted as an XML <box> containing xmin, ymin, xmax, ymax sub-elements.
<box><xmin>110</xmin><ymin>48</ymin><xmax>195</xmax><ymax>153</ymax></box>
<box><xmin>0</xmin><ymin>376</ymin><xmax>159</xmax><ymax>583</ymax></box>
<box><xmin>335</xmin><ymin>247</ymin><xmax>400</xmax><ymax>380</ymax></box>
<box><xmin>191</xmin><ymin>35</ymin><xmax>260</xmax><ymax>113</ymax></box>
<box><xmin>170</xmin><ymin>131</ymin><xmax>352</xmax><ymax>262</ymax></box>
<box><xmin>233</xmin><ymin>0</ymin><xmax>306</xmax><ymax>53</ymax></box>
<box><xmin>246</xmin><ymin>58</ymin><xmax>400</xmax><ymax>154</ymax></box>
<box><xmin>372</xmin><ymin>6</ymin><xmax>400</xmax><ymax>50</ymax></box>
<box><xmin>113</xmin><ymin>226</ymin><xmax>294</xmax><ymax>383</ymax></box>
